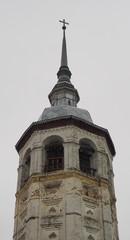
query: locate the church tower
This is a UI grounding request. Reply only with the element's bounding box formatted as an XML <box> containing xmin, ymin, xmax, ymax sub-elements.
<box><xmin>13</xmin><ymin>20</ymin><xmax>119</xmax><ymax>240</ymax></box>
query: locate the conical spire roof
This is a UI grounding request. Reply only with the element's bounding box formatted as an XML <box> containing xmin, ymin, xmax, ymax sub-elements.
<box><xmin>39</xmin><ymin>20</ymin><xmax>93</xmax><ymax>124</ymax></box>
<box><xmin>48</xmin><ymin>19</ymin><xmax>79</xmax><ymax>106</ymax></box>
<box><xmin>61</xmin><ymin>25</ymin><xmax>68</xmax><ymax>67</ymax></box>
<box><xmin>57</xmin><ymin>19</ymin><xmax>71</xmax><ymax>80</ymax></box>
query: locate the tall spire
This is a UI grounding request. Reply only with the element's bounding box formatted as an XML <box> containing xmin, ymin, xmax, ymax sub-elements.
<box><xmin>48</xmin><ymin>20</ymin><xmax>80</xmax><ymax>107</ymax></box>
<box><xmin>57</xmin><ymin>19</ymin><xmax>71</xmax><ymax>80</ymax></box>
<box><xmin>60</xmin><ymin>19</ymin><xmax>69</xmax><ymax>67</ymax></box>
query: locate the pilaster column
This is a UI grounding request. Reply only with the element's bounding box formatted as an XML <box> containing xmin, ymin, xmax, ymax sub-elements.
<box><xmin>63</xmin><ymin>142</ymin><xmax>80</xmax><ymax>170</ymax></box>
<box><xmin>30</xmin><ymin>146</ymin><xmax>43</xmax><ymax>175</ymax></box>
<box><xmin>96</xmin><ymin>151</ymin><xmax>108</xmax><ymax>179</ymax></box>
<box><xmin>17</xmin><ymin>163</ymin><xmax>23</xmax><ymax>192</ymax></box>
<box><xmin>42</xmin><ymin>146</ymin><xmax>46</xmax><ymax>171</ymax></box>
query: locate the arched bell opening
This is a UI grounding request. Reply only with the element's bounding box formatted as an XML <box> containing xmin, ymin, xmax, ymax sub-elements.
<box><xmin>21</xmin><ymin>148</ymin><xmax>31</xmax><ymax>188</ymax></box>
<box><xmin>79</xmin><ymin>139</ymin><xmax>97</xmax><ymax>177</ymax></box>
<box><xmin>43</xmin><ymin>136</ymin><xmax>64</xmax><ymax>173</ymax></box>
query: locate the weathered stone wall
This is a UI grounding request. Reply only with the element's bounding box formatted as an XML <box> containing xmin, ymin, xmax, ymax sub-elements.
<box><xmin>13</xmin><ymin>172</ymin><xmax>119</xmax><ymax>240</ymax></box>
<box><xmin>14</xmin><ymin>126</ymin><xmax>119</xmax><ymax>240</ymax></box>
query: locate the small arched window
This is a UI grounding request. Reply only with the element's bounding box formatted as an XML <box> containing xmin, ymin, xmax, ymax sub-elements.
<box><xmin>68</xmin><ymin>100</ymin><xmax>71</xmax><ymax>105</ymax></box>
<box><xmin>79</xmin><ymin>143</ymin><xmax>96</xmax><ymax>176</ymax></box>
<box><xmin>21</xmin><ymin>150</ymin><xmax>31</xmax><ymax>188</ymax></box>
<box><xmin>45</xmin><ymin>142</ymin><xmax>64</xmax><ymax>172</ymax></box>
<box><xmin>24</xmin><ymin>155</ymin><xmax>31</xmax><ymax>182</ymax></box>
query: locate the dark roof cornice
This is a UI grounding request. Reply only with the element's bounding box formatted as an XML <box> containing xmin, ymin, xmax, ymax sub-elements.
<box><xmin>15</xmin><ymin>116</ymin><xmax>116</xmax><ymax>156</ymax></box>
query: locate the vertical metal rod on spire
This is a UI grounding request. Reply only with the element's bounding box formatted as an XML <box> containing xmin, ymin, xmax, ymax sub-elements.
<box><xmin>59</xmin><ymin>19</ymin><xmax>69</xmax><ymax>67</ymax></box>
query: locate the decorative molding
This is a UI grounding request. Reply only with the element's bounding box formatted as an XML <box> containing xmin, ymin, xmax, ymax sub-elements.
<box><xmin>15</xmin><ymin>117</ymin><xmax>115</xmax><ymax>156</ymax></box>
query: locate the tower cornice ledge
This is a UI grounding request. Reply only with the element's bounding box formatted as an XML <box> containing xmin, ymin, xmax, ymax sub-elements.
<box><xmin>15</xmin><ymin>116</ymin><xmax>115</xmax><ymax>156</ymax></box>
<box><xmin>15</xmin><ymin>170</ymin><xmax>109</xmax><ymax>198</ymax></box>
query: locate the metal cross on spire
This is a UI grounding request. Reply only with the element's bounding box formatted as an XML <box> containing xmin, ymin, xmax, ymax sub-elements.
<box><xmin>59</xmin><ymin>19</ymin><xmax>69</xmax><ymax>30</ymax></box>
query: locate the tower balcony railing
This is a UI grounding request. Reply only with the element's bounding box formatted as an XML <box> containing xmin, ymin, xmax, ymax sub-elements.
<box><xmin>80</xmin><ymin>167</ymin><xmax>96</xmax><ymax>176</ymax></box>
<box><xmin>44</xmin><ymin>157</ymin><xmax>64</xmax><ymax>173</ymax></box>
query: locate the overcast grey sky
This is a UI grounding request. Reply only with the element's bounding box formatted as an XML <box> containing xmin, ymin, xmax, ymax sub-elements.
<box><xmin>0</xmin><ymin>1</ymin><xmax>130</xmax><ymax>239</ymax></box>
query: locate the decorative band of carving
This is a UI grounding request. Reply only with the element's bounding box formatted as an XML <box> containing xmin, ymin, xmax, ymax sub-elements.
<box><xmin>41</xmin><ymin>223</ymin><xmax>62</xmax><ymax>229</ymax></box>
<box><xmin>16</xmin><ymin>171</ymin><xmax>109</xmax><ymax>200</ymax></box>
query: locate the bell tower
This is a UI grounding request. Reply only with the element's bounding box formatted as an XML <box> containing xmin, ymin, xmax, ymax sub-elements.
<box><xmin>13</xmin><ymin>20</ymin><xmax>119</xmax><ymax>240</ymax></box>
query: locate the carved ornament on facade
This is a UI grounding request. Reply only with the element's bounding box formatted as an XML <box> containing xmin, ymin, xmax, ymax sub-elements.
<box><xmin>41</xmin><ymin>215</ymin><xmax>63</xmax><ymax>229</ymax></box>
<box><xmin>19</xmin><ymin>194</ymin><xmax>28</xmax><ymax>214</ymax></box>
<box><xmin>21</xmin><ymin>191</ymin><xmax>28</xmax><ymax>202</ymax></box>
<box><xmin>84</xmin><ymin>215</ymin><xmax>98</xmax><ymax>228</ymax></box>
<box><xmin>30</xmin><ymin>189</ymin><xmax>40</xmax><ymax>198</ymax></box>
<box><xmin>42</xmin><ymin>198</ymin><xmax>62</xmax><ymax>206</ymax></box>
<box><xmin>49</xmin><ymin>207</ymin><xmax>57</xmax><ymax>213</ymax></box>
<box><xmin>83</xmin><ymin>183</ymin><xmax>99</xmax><ymax>200</ymax></box>
<box><xmin>88</xmin><ymin>235</ymin><xmax>95</xmax><ymax>240</ymax></box>
<box><xmin>43</xmin><ymin>126</ymin><xmax>65</xmax><ymax>135</ymax></box>
<box><xmin>48</xmin><ymin>232</ymin><xmax>57</xmax><ymax>239</ymax></box>
<box><xmin>83</xmin><ymin>197</ymin><xmax>97</xmax><ymax>209</ymax></box>
<box><xmin>72</xmin><ymin>127</ymin><xmax>78</xmax><ymax>139</ymax></box>
<box><xmin>85</xmin><ymin>226</ymin><xmax>100</xmax><ymax>234</ymax></box>
<box><xmin>44</xmin><ymin>181</ymin><xmax>62</xmax><ymax>190</ymax></box>
<box><xmin>87</xmin><ymin>209</ymin><xmax>93</xmax><ymax>215</ymax></box>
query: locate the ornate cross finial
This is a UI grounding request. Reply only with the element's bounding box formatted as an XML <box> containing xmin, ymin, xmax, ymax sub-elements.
<box><xmin>59</xmin><ymin>19</ymin><xmax>69</xmax><ymax>30</ymax></box>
